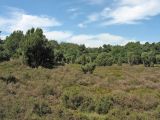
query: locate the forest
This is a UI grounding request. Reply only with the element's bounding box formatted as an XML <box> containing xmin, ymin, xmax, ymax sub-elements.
<box><xmin>0</xmin><ymin>28</ymin><xmax>160</xmax><ymax>120</ymax></box>
<box><xmin>0</xmin><ymin>28</ymin><xmax>160</xmax><ymax>70</ymax></box>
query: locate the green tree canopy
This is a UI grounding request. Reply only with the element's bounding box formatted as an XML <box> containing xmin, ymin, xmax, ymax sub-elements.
<box><xmin>4</xmin><ymin>30</ymin><xmax>24</xmax><ymax>57</ymax></box>
<box><xmin>95</xmin><ymin>52</ymin><xmax>113</xmax><ymax>66</ymax></box>
<box><xmin>22</xmin><ymin>28</ymin><xmax>54</xmax><ymax>68</ymax></box>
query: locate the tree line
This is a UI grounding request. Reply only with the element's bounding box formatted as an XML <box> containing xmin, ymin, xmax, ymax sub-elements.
<box><xmin>0</xmin><ymin>28</ymin><xmax>160</xmax><ymax>72</ymax></box>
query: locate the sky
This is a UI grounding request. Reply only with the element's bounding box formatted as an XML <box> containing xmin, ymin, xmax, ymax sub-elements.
<box><xmin>0</xmin><ymin>0</ymin><xmax>160</xmax><ymax>47</ymax></box>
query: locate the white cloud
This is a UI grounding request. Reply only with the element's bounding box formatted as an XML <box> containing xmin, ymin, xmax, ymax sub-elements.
<box><xmin>0</xmin><ymin>35</ymin><xmax>6</xmax><ymax>40</ymax></box>
<box><xmin>44</xmin><ymin>31</ymin><xmax>73</xmax><ymax>42</ymax></box>
<box><xmin>68</xmin><ymin>33</ymin><xmax>137</xmax><ymax>47</ymax></box>
<box><xmin>44</xmin><ymin>31</ymin><xmax>139</xmax><ymax>47</ymax></box>
<box><xmin>0</xmin><ymin>7</ymin><xmax>142</xmax><ymax>47</ymax></box>
<box><xmin>104</xmin><ymin>0</ymin><xmax>160</xmax><ymax>25</ymax></box>
<box><xmin>80</xmin><ymin>0</ymin><xmax>160</xmax><ymax>26</ymax></box>
<box><xmin>78</xmin><ymin>13</ymin><xmax>99</xmax><ymax>28</ymax></box>
<box><xmin>0</xmin><ymin>8</ymin><xmax>61</xmax><ymax>33</ymax></box>
<box><xmin>120</xmin><ymin>0</ymin><xmax>149</xmax><ymax>6</ymax></box>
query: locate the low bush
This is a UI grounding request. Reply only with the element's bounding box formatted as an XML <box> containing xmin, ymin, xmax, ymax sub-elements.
<box><xmin>0</xmin><ymin>106</ymin><xmax>5</xmax><ymax>120</ymax></box>
<box><xmin>0</xmin><ymin>74</ymin><xmax>17</xmax><ymax>84</ymax></box>
<box><xmin>95</xmin><ymin>96</ymin><xmax>113</xmax><ymax>114</ymax></box>
<box><xmin>75</xmin><ymin>55</ymin><xmax>90</xmax><ymax>65</ymax></box>
<box><xmin>155</xmin><ymin>105</ymin><xmax>160</xmax><ymax>119</ymax></box>
<box><xmin>0</xmin><ymin>51</ymin><xmax>10</xmax><ymax>62</ymax></box>
<box><xmin>33</xmin><ymin>102</ymin><xmax>52</xmax><ymax>116</ymax></box>
<box><xmin>117</xmin><ymin>57</ymin><xmax>123</xmax><ymax>66</ymax></box>
<box><xmin>95</xmin><ymin>52</ymin><xmax>113</xmax><ymax>66</ymax></box>
<box><xmin>62</xmin><ymin>92</ymin><xmax>114</xmax><ymax>115</ymax></box>
<box><xmin>62</xmin><ymin>93</ymin><xmax>95</xmax><ymax>112</ymax></box>
<box><xmin>62</xmin><ymin>94</ymin><xmax>84</xmax><ymax>110</ymax></box>
<box><xmin>81</xmin><ymin>62</ymin><xmax>96</xmax><ymax>74</ymax></box>
<box><xmin>41</xmin><ymin>84</ymin><xmax>54</xmax><ymax>97</ymax></box>
<box><xmin>59</xmin><ymin>111</ymin><xmax>89</xmax><ymax>120</ymax></box>
<box><xmin>79</xmin><ymin>97</ymin><xmax>95</xmax><ymax>112</ymax></box>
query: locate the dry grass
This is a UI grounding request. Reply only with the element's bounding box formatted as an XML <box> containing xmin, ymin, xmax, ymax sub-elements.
<box><xmin>0</xmin><ymin>60</ymin><xmax>160</xmax><ymax>120</ymax></box>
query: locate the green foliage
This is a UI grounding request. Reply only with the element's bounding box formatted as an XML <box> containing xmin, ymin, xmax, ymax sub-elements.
<box><xmin>95</xmin><ymin>52</ymin><xmax>113</xmax><ymax>66</ymax></box>
<box><xmin>88</xmin><ymin>53</ymin><xmax>98</xmax><ymax>62</ymax></box>
<box><xmin>62</xmin><ymin>92</ymin><xmax>114</xmax><ymax>115</ymax></box>
<box><xmin>141</xmin><ymin>51</ymin><xmax>156</xmax><ymax>67</ymax></box>
<box><xmin>0</xmin><ymin>40</ymin><xmax>10</xmax><ymax>62</ymax></box>
<box><xmin>62</xmin><ymin>94</ymin><xmax>85</xmax><ymax>110</ymax></box>
<box><xmin>125</xmin><ymin>42</ymin><xmax>142</xmax><ymax>55</ymax></box>
<box><xmin>1</xmin><ymin>29</ymin><xmax>160</xmax><ymax>119</ymax></box>
<box><xmin>48</xmin><ymin>40</ymin><xmax>59</xmax><ymax>49</ymax></box>
<box><xmin>0</xmin><ymin>100</ymin><xmax>25</xmax><ymax>120</ymax></box>
<box><xmin>33</xmin><ymin>102</ymin><xmax>52</xmax><ymax>116</ymax></box>
<box><xmin>111</xmin><ymin>45</ymin><xmax>127</xmax><ymax>64</ymax></box>
<box><xmin>103</xmin><ymin>44</ymin><xmax>111</xmax><ymax>53</ymax></box>
<box><xmin>95</xmin><ymin>96</ymin><xmax>113</xmax><ymax>114</ymax></box>
<box><xmin>4</xmin><ymin>30</ymin><xmax>24</xmax><ymax>57</ymax></box>
<box><xmin>127</xmin><ymin>52</ymin><xmax>141</xmax><ymax>65</ymax></box>
<box><xmin>54</xmin><ymin>50</ymin><xmax>65</xmax><ymax>65</ymax></box>
<box><xmin>117</xmin><ymin>57</ymin><xmax>123</xmax><ymax>66</ymax></box>
<box><xmin>81</xmin><ymin>62</ymin><xmax>96</xmax><ymax>74</ymax></box>
<box><xmin>0</xmin><ymin>50</ymin><xmax>10</xmax><ymax>62</ymax></box>
<box><xmin>22</xmin><ymin>28</ymin><xmax>54</xmax><ymax>68</ymax></box>
<box><xmin>156</xmin><ymin>54</ymin><xmax>160</xmax><ymax>64</ymax></box>
<box><xmin>141</xmin><ymin>52</ymin><xmax>150</xmax><ymax>67</ymax></box>
<box><xmin>62</xmin><ymin>93</ymin><xmax>95</xmax><ymax>113</ymax></box>
<box><xmin>76</xmin><ymin>55</ymin><xmax>90</xmax><ymax>65</ymax></box>
<box><xmin>0</xmin><ymin>61</ymin><xmax>160</xmax><ymax>120</ymax></box>
<box><xmin>79</xmin><ymin>44</ymin><xmax>87</xmax><ymax>54</ymax></box>
<box><xmin>60</xmin><ymin>42</ymin><xmax>80</xmax><ymax>63</ymax></box>
<box><xmin>1</xmin><ymin>27</ymin><xmax>160</xmax><ymax>69</ymax></box>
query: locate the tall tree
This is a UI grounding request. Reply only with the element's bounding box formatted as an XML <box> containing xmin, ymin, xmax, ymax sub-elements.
<box><xmin>22</xmin><ymin>28</ymin><xmax>54</xmax><ymax>68</ymax></box>
<box><xmin>4</xmin><ymin>31</ymin><xmax>24</xmax><ymax>57</ymax></box>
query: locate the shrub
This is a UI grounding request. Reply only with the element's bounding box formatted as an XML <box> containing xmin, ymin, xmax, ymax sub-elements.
<box><xmin>156</xmin><ymin>105</ymin><xmax>160</xmax><ymax>119</ymax></box>
<box><xmin>74</xmin><ymin>114</ymin><xmax>89</xmax><ymax>120</ymax></box>
<box><xmin>127</xmin><ymin>52</ymin><xmax>141</xmax><ymax>65</ymax></box>
<box><xmin>75</xmin><ymin>55</ymin><xmax>90</xmax><ymax>65</ymax></box>
<box><xmin>62</xmin><ymin>93</ymin><xmax>95</xmax><ymax>112</ymax></box>
<box><xmin>33</xmin><ymin>102</ymin><xmax>52</xmax><ymax>116</ymax></box>
<box><xmin>95</xmin><ymin>52</ymin><xmax>113</xmax><ymax>66</ymax></box>
<box><xmin>0</xmin><ymin>106</ymin><xmax>5</xmax><ymax>120</ymax></box>
<box><xmin>62</xmin><ymin>95</ymin><xmax>84</xmax><ymax>110</ymax></box>
<box><xmin>0</xmin><ymin>50</ymin><xmax>10</xmax><ymax>62</ymax></box>
<box><xmin>63</xmin><ymin>94</ymin><xmax>113</xmax><ymax>114</ymax></box>
<box><xmin>156</xmin><ymin>54</ymin><xmax>160</xmax><ymax>64</ymax></box>
<box><xmin>141</xmin><ymin>51</ymin><xmax>156</xmax><ymax>67</ymax></box>
<box><xmin>81</xmin><ymin>62</ymin><xmax>96</xmax><ymax>74</ymax></box>
<box><xmin>54</xmin><ymin>50</ymin><xmax>65</xmax><ymax>65</ymax></box>
<box><xmin>60</xmin><ymin>111</ymin><xmax>89</xmax><ymax>120</ymax></box>
<box><xmin>79</xmin><ymin>97</ymin><xmax>95</xmax><ymax>112</ymax></box>
<box><xmin>41</xmin><ymin>84</ymin><xmax>54</xmax><ymax>97</ymax></box>
<box><xmin>117</xmin><ymin>57</ymin><xmax>123</xmax><ymax>66</ymax></box>
<box><xmin>41</xmin><ymin>84</ymin><xmax>61</xmax><ymax>98</ymax></box>
<box><xmin>95</xmin><ymin>97</ymin><xmax>113</xmax><ymax>114</ymax></box>
<box><xmin>4</xmin><ymin>30</ymin><xmax>24</xmax><ymax>57</ymax></box>
<box><xmin>0</xmin><ymin>74</ymin><xmax>17</xmax><ymax>84</ymax></box>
